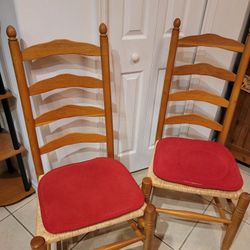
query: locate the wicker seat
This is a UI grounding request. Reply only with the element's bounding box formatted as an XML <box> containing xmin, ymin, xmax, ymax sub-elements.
<box><xmin>145</xmin><ymin>18</ymin><xmax>250</xmax><ymax>250</ymax></box>
<box><xmin>7</xmin><ymin>23</ymin><xmax>156</xmax><ymax>250</ymax></box>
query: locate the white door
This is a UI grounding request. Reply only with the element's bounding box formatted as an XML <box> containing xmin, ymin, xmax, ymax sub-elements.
<box><xmin>108</xmin><ymin>0</ymin><xmax>208</xmax><ymax>171</ymax></box>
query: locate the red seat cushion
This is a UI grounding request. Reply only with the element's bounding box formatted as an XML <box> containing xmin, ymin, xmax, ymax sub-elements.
<box><xmin>153</xmin><ymin>137</ymin><xmax>243</xmax><ymax>191</ymax></box>
<box><xmin>38</xmin><ymin>157</ymin><xmax>144</xmax><ymax>233</ymax></box>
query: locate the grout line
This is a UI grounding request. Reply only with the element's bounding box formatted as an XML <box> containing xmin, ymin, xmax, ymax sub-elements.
<box><xmin>70</xmin><ymin>233</ymin><xmax>88</xmax><ymax>249</ymax></box>
<box><xmin>9</xmin><ymin>213</ymin><xmax>34</xmax><ymax>237</ymax></box>
<box><xmin>208</xmin><ymin>196</ymin><xmax>250</xmax><ymax>225</ymax></box>
<box><xmin>178</xmin><ymin>200</ymin><xmax>212</xmax><ymax>250</ymax></box>
<box><xmin>0</xmin><ymin>213</ymin><xmax>11</xmax><ymax>223</ymax></box>
<box><xmin>5</xmin><ymin>194</ymin><xmax>36</xmax><ymax>214</ymax></box>
<box><xmin>154</xmin><ymin>233</ymin><xmax>175</xmax><ymax>250</ymax></box>
<box><xmin>4</xmin><ymin>197</ymin><xmax>37</xmax><ymax>238</ymax></box>
<box><xmin>178</xmin><ymin>221</ymin><xmax>199</xmax><ymax>250</ymax></box>
<box><xmin>243</xmin><ymin>218</ymin><xmax>250</xmax><ymax>226</ymax></box>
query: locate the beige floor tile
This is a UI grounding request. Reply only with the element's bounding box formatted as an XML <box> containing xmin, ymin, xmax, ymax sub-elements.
<box><xmin>212</xmin><ymin>168</ymin><xmax>250</xmax><ymax>225</ymax></box>
<box><xmin>72</xmin><ymin>222</ymin><xmax>172</xmax><ymax>250</ymax></box>
<box><xmin>0</xmin><ymin>215</ymin><xmax>32</xmax><ymax>250</ymax></box>
<box><xmin>117</xmin><ymin>236</ymin><xmax>172</xmax><ymax>250</ymax></box>
<box><xmin>13</xmin><ymin>197</ymin><xmax>37</xmax><ymax>234</ymax></box>
<box><xmin>152</xmin><ymin>188</ymin><xmax>210</xmax><ymax>249</ymax></box>
<box><xmin>230</xmin><ymin>222</ymin><xmax>250</xmax><ymax>250</ymax></box>
<box><xmin>238</xmin><ymin>163</ymin><xmax>250</xmax><ymax>176</ymax></box>
<box><xmin>6</xmin><ymin>193</ymin><xmax>36</xmax><ymax>213</ymax></box>
<box><xmin>0</xmin><ymin>206</ymin><xmax>10</xmax><ymax>221</ymax></box>
<box><xmin>132</xmin><ymin>168</ymin><xmax>148</xmax><ymax>186</ymax></box>
<box><xmin>181</xmin><ymin>202</ymin><xmax>226</xmax><ymax>250</ymax></box>
<box><xmin>72</xmin><ymin>223</ymin><xmax>134</xmax><ymax>249</ymax></box>
<box><xmin>54</xmin><ymin>235</ymin><xmax>86</xmax><ymax>250</ymax></box>
<box><xmin>181</xmin><ymin>202</ymin><xmax>250</xmax><ymax>250</ymax></box>
<box><xmin>180</xmin><ymin>220</ymin><xmax>224</xmax><ymax>250</ymax></box>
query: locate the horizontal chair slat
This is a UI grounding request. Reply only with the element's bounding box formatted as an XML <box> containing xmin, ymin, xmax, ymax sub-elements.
<box><xmin>156</xmin><ymin>208</ymin><xmax>231</xmax><ymax>224</ymax></box>
<box><xmin>29</xmin><ymin>74</ymin><xmax>103</xmax><ymax>95</ymax></box>
<box><xmin>40</xmin><ymin>133</ymin><xmax>107</xmax><ymax>154</ymax></box>
<box><xmin>173</xmin><ymin>63</ymin><xmax>236</xmax><ymax>82</ymax></box>
<box><xmin>95</xmin><ymin>235</ymin><xmax>145</xmax><ymax>250</ymax></box>
<box><xmin>0</xmin><ymin>91</ymin><xmax>12</xmax><ymax>101</ymax></box>
<box><xmin>35</xmin><ymin>105</ymin><xmax>105</xmax><ymax>126</ymax></box>
<box><xmin>169</xmin><ymin>90</ymin><xmax>229</xmax><ymax>107</ymax></box>
<box><xmin>165</xmin><ymin>114</ymin><xmax>223</xmax><ymax>131</ymax></box>
<box><xmin>178</xmin><ymin>34</ymin><xmax>244</xmax><ymax>52</ymax></box>
<box><xmin>22</xmin><ymin>39</ymin><xmax>101</xmax><ymax>60</ymax></box>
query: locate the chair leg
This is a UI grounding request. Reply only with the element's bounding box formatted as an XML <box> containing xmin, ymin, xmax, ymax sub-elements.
<box><xmin>142</xmin><ymin>177</ymin><xmax>153</xmax><ymax>203</ymax></box>
<box><xmin>30</xmin><ymin>236</ymin><xmax>47</xmax><ymax>250</ymax></box>
<box><xmin>143</xmin><ymin>204</ymin><xmax>156</xmax><ymax>250</ymax></box>
<box><xmin>222</xmin><ymin>192</ymin><xmax>250</xmax><ymax>250</ymax></box>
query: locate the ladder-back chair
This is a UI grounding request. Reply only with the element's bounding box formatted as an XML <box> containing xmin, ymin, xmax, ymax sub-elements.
<box><xmin>145</xmin><ymin>18</ymin><xmax>250</xmax><ymax>250</ymax></box>
<box><xmin>7</xmin><ymin>24</ymin><xmax>156</xmax><ymax>250</ymax></box>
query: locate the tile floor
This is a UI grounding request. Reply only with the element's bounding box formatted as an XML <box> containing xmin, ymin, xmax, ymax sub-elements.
<box><xmin>1</xmin><ymin>163</ymin><xmax>250</xmax><ymax>250</ymax></box>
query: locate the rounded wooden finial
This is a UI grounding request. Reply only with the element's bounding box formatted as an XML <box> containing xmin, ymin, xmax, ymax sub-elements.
<box><xmin>173</xmin><ymin>18</ymin><xmax>181</xmax><ymax>28</ymax></box>
<box><xmin>99</xmin><ymin>23</ymin><xmax>107</xmax><ymax>35</ymax></box>
<box><xmin>6</xmin><ymin>25</ymin><xmax>17</xmax><ymax>38</ymax></box>
<box><xmin>30</xmin><ymin>236</ymin><xmax>46</xmax><ymax>249</ymax></box>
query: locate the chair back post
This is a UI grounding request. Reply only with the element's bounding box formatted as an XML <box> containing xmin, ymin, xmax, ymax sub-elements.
<box><xmin>155</xmin><ymin>18</ymin><xmax>181</xmax><ymax>141</ymax></box>
<box><xmin>99</xmin><ymin>23</ymin><xmax>114</xmax><ymax>158</ymax></box>
<box><xmin>218</xmin><ymin>34</ymin><xmax>250</xmax><ymax>144</ymax></box>
<box><xmin>6</xmin><ymin>26</ymin><xmax>44</xmax><ymax>178</ymax></box>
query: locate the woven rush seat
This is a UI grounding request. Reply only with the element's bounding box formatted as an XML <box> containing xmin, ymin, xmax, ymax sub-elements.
<box><xmin>38</xmin><ymin>157</ymin><xmax>145</xmax><ymax>234</ymax></box>
<box><xmin>153</xmin><ymin>137</ymin><xmax>243</xmax><ymax>191</ymax></box>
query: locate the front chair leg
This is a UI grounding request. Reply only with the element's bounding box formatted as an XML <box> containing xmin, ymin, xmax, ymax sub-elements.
<box><xmin>142</xmin><ymin>177</ymin><xmax>153</xmax><ymax>203</ymax></box>
<box><xmin>222</xmin><ymin>192</ymin><xmax>250</xmax><ymax>250</ymax></box>
<box><xmin>143</xmin><ymin>204</ymin><xmax>156</xmax><ymax>250</ymax></box>
<box><xmin>30</xmin><ymin>236</ymin><xmax>47</xmax><ymax>250</ymax></box>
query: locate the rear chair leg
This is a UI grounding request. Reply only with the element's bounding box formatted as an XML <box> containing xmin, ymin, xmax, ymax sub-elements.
<box><xmin>142</xmin><ymin>177</ymin><xmax>153</xmax><ymax>203</ymax></box>
<box><xmin>222</xmin><ymin>192</ymin><xmax>250</xmax><ymax>250</ymax></box>
<box><xmin>143</xmin><ymin>204</ymin><xmax>156</xmax><ymax>250</ymax></box>
<box><xmin>30</xmin><ymin>236</ymin><xmax>48</xmax><ymax>250</ymax></box>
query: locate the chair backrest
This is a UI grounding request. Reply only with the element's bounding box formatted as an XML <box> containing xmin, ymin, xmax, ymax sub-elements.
<box><xmin>156</xmin><ymin>18</ymin><xmax>250</xmax><ymax>144</ymax></box>
<box><xmin>7</xmin><ymin>24</ymin><xmax>114</xmax><ymax>178</ymax></box>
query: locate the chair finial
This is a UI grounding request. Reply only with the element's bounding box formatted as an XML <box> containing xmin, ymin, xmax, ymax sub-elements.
<box><xmin>99</xmin><ymin>23</ymin><xmax>107</xmax><ymax>35</ymax></box>
<box><xmin>6</xmin><ymin>25</ymin><xmax>17</xmax><ymax>39</ymax></box>
<box><xmin>173</xmin><ymin>18</ymin><xmax>181</xmax><ymax>28</ymax></box>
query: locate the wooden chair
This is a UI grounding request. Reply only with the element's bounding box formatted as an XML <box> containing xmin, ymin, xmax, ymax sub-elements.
<box><xmin>7</xmin><ymin>23</ymin><xmax>156</xmax><ymax>250</ymax></box>
<box><xmin>145</xmin><ymin>18</ymin><xmax>250</xmax><ymax>250</ymax></box>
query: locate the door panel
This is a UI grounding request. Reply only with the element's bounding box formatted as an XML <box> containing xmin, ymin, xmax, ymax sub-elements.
<box><xmin>109</xmin><ymin>0</ymin><xmax>159</xmax><ymax>171</ymax></box>
<box><xmin>109</xmin><ymin>0</ymin><xmax>207</xmax><ymax>171</ymax></box>
<box><xmin>143</xmin><ymin>0</ymin><xmax>207</xmax><ymax>167</ymax></box>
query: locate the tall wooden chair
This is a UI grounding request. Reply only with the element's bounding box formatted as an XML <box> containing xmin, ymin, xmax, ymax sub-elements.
<box><xmin>145</xmin><ymin>18</ymin><xmax>250</xmax><ymax>249</ymax></box>
<box><xmin>7</xmin><ymin>24</ymin><xmax>156</xmax><ymax>250</ymax></box>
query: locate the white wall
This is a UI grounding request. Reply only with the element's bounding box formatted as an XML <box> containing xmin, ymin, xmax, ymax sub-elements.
<box><xmin>0</xmin><ymin>0</ymin><xmax>249</xmax><ymax>187</ymax></box>
<box><xmin>0</xmin><ymin>0</ymin><xmax>29</xmax><ymax>174</ymax></box>
<box><xmin>0</xmin><ymin>0</ymin><xmax>102</xmax><ymax>187</ymax></box>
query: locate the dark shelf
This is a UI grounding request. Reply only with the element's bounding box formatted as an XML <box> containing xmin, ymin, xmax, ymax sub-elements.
<box><xmin>0</xmin><ymin>73</ymin><xmax>34</xmax><ymax>206</ymax></box>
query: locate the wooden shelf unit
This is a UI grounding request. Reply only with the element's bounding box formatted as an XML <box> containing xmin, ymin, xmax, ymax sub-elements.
<box><xmin>0</xmin><ymin>74</ymin><xmax>34</xmax><ymax>206</ymax></box>
<box><xmin>0</xmin><ymin>130</ymin><xmax>25</xmax><ymax>161</ymax></box>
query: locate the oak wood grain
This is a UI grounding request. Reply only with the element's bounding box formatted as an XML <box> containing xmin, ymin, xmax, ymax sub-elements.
<box><xmin>173</xmin><ymin>63</ymin><xmax>236</xmax><ymax>82</ymax></box>
<box><xmin>169</xmin><ymin>90</ymin><xmax>229</xmax><ymax>107</ymax></box>
<box><xmin>29</xmin><ymin>74</ymin><xmax>103</xmax><ymax>95</ymax></box>
<box><xmin>35</xmin><ymin>105</ymin><xmax>105</xmax><ymax>126</ymax></box>
<box><xmin>165</xmin><ymin>114</ymin><xmax>223</xmax><ymax>131</ymax></box>
<box><xmin>178</xmin><ymin>33</ymin><xmax>244</xmax><ymax>52</ymax></box>
<box><xmin>22</xmin><ymin>39</ymin><xmax>101</xmax><ymax>60</ymax></box>
<box><xmin>40</xmin><ymin>133</ymin><xmax>107</xmax><ymax>154</ymax></box>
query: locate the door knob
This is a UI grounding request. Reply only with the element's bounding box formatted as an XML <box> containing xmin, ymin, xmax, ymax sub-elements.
<box><xmin>131</xmin><ymin>53</ymin><xmax>140</xmax><ymax>63</ymax></box>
